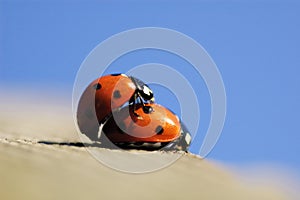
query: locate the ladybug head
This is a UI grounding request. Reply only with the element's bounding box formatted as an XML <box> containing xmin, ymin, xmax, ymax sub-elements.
<box><xmin>130</xmin><ymin>76</ymin><xmax>155</xmax><ymax>102</ymax></box>
<box><xmin>140</xmin><ymin>84</ymin><xmax>154</xmax><ymax>102</ymax></box>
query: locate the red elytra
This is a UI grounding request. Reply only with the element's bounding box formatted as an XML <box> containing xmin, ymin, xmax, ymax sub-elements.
<box><xmin>77</xmin><ymin>74</ymin><xmax>138</xmax><ymax>140</ymax></box>
<box><xmin>102</xmin><ymin>103</ymin><xmax>181</xmax><ymax>143</ymax></box>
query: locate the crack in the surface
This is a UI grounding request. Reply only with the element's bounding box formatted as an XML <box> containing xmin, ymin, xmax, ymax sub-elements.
<box><xmin>37</xmin><ymin>141</ymin><xmax>102</xmax><ymax>148</ymax></box>
<box><xmin>0</xmin><ymin>138</ymin><xmax>36</xmax><ymax>145</ymax></box>
<box><xmin>0</xmin><ymin>138</ymin><xmax>98</xmax><ymax>148</ymax></box>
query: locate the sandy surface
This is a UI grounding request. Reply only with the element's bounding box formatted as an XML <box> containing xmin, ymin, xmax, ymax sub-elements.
<box><xmin>0</xmin><ymin>93</ymin><xmax>296</xmax><ymax>200</ymax></box>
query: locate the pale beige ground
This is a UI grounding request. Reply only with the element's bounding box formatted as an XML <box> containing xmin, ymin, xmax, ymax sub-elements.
<box><xmin>0</xmin><ymin>92</ymin><xmax>297</xmax><ymax>200</ymax></box>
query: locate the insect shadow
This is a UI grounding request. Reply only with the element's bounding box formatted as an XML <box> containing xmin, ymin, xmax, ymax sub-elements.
<box><xmin>37</xmin><ymin>140</ymin><xmax>174</xmax><ymax>151</ymax></box>
<box><xmin>37</xmin><ymin>140</ymin><xmax>119</xmax><ymax>149</ymax></box>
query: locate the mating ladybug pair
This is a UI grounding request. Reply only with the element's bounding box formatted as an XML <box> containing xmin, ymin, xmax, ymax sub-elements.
<box><xmin>77</xmin><ymin>73</ymin><xmax>191</xmax><ymax>151</ymax></box>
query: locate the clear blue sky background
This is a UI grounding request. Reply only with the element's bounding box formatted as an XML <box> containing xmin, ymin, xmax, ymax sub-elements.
<box><xmin>1</xmin><ymin>0</ymin><xmax>300</xmax><ymax>169</ymax></box>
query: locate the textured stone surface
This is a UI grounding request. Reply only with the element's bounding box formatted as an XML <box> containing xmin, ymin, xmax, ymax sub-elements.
<box><xmin>0</xmin><ymin>95</ymin><xmax>293</xmax><ymax>200</ymax></box>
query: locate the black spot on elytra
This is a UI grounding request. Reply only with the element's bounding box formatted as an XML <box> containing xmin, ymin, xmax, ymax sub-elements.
<box><xmin>113</xmin><ymin>90</ymin><xmax>121</xmax><ymax>99</ymax></box>
<box><xmin>111</xmin><ymin>73</ymin><xmax>122</xmax><ymax>76</ymax></box>
<box><xmin>155</xmin><ymin>125</ymin><xmax>164</xmax><ymax>135</ymax></box>
<box><xmin>93</xmin><ymin>83</ymin><xmax>102</xmax><ymax>90</ymax></box>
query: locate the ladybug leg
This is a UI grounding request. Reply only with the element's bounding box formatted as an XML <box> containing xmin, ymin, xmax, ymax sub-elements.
<box><xmin>161</xmin><ymin>129</ymin><xmax>191</xmax><ymax>152</ymax></box>
<box><xmin>97</xmin><ymin>113</ymin><xmax>113</xmax><ymax>139</ymax></box>
<box><xmin>129</xmin><ymin>93</ymin><xmax>141</xmax><ymax>117</ymax></box>
<box><xmin>137</xmin><ymin>95</ymin><xmax>146</xmax><ymax>108</ymax></box>
<box><xmin>162</xmin><ymin>140</ymin><xmax>187</xmax><ymax>152</ymax></box>
<box><xmin>130</xmin><ymin>92</ymin><xmax>152</xmax><ymax>115</ymax></box>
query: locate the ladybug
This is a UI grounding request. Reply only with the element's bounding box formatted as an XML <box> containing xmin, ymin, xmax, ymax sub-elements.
<box><xmin>101</xmin><ymin>103</ymin><xmax>192</xmax><ymax>151</ymax></box>
<box><xmin>77</xmin><ymin>73</ymin><xmax>154</xmax><ymax>140</ymax></box>
<box><xmin>165</xmin><ymin>122</ymin><xmax>192</xmax><ymax>151</ymax></box>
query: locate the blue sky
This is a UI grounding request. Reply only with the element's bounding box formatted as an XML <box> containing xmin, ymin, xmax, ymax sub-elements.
<box><xmin>1</xmin><ymin>1</ymin><xmax>300</xmax><ymax>169</ymax></box>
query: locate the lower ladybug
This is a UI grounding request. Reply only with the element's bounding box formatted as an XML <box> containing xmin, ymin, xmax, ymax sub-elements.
<box><xmin>77</xmin><ymin>74</ymin><xmax>154</xmax><ymax>140</ymax></box>
<box><xmin>101</xmin><ymin>103</ymin><xmax>191</xmax><ymax>151</ymax></box>
<box><xmin>164</xmin><ymin>122</ymin><xmax>192</xmax><ymax>151</ymax></box>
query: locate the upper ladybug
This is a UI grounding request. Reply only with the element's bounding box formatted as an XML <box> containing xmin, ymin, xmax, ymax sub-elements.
<box><xmin>77</xmin><ymin>73</ymin><xmax>154</xmax><ymax>140</ymax></box>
